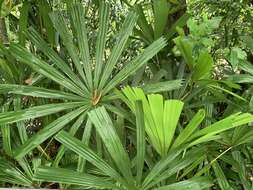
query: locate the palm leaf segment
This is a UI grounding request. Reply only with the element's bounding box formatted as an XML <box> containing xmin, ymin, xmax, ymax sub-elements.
<box><xmin>0</xmin><ymin>3</ymin><xmax>166</xmax><ymax>159</ymax></box>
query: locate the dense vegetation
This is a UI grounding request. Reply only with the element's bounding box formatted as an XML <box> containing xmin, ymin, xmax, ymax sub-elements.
<box><xmin>0</xmin><ymin>0</ymin><xmax>253</xmax><ymax>189</ymax></box>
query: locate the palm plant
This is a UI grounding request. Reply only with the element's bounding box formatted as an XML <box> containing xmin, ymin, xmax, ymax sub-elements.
<box><xmin>33</xmin><ymin>87</ymin><xmax>253</xmax><ymax>189</ymax></box>
<box><xmin>33</xmin><ymin>106</ymin><xmax>213</xmax><ymax>190</ymax></box>
<box><xmin>0</xmin><ymin>1</ymin><xmax>167</xmax><ymax>162</ymax></box>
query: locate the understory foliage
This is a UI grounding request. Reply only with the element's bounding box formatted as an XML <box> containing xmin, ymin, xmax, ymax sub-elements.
<box><xmin>0</xmin><ymin>0</ymin><xmax>253</xmax><ymax>189</ymax></box>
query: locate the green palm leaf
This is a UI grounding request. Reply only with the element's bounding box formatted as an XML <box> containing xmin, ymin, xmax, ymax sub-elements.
<box><xmin>53</xmin><ymin>112</ymin><xmax>87</xmax><ymax>167</ymax></box>
<box><xmin>77</xmin><ymin>119</ymin><xmax>93</xmax><ymax>172</ymax></box>
<box><xmin>172</xmin><ymin>109</ymin><xmax>205</xmax><ymax>149</ymax></box>
<box><xmin>121</xmin><ymin>86</ymin><xmax>184</xmax><ymax>156</ymax></box>
<box><xmin>153</xmin><ymin>0</ymin><xmax>169</xmax><ymax>39</ymax></box>
<box><xmin>9</xmin><ymin>44</ymin><xmax>87</xmax><ymax>97</ymax></box>
<box><xmin>88</xmin><ymin>107</ymin><xmax>135</xmax><ymax>187</ymax></box>
<box><xmin>14</xmin><ymin>106</ymin><xmax>87</xmax><ymax>159</ymax></box>
<box><xmin>1</xmin><ymin>103</ymin><xmax>12</xmax><ymax>156</ymax></box>
<box><xmin>0</xmin><ymin>102</ymin><xmax>83</xmax><ymax>125</ymax></box>
<box><xmin>54</xmin><ymin>130</ymin><xmax>126</xmax><ymax>187</ymax></box>
<box><xmin>154</xmin><ymin>177</ymin><xmax>212</xmax><ymax>190</ymax></box>
<box><xmin>141</xmin><ymin>79</ymin><xmax>183</xmax><ymax>94</ymax></box>
<box><xmin>212</xmin><ymin>161</ymin><xmax>234</xmax><ymax>190</ymax></box>
<box><xmin>94</xmin><ymin>2</ymin><xmax>110</xmax><ymax>88</ymax></box>
<box><xmin>34</xmin><ymin>167</ymin><xmax>118</xmax><ymax>189</ymax></box>
<box><xmin>26</xmin><ymin>27</ymin><xmax>86</xmax><ymax>91</ymax></box>
<box><xmin>49</xmin><ymin>11</ymin><xmax>87</xmax><ymax>85</ymax></box>
<box><xmin>103</xmin><ymin>37</ymin><xmax>167</xmax><ymax>95</ymax></box>
<box><xmin>142</xmin><ymin>146</ymin><xmax>185</xmax><ymax>188</ymax></box>
<box><xmin>174</xmin><ymin>36</ymin><xmax>194</xmax><ymax>69</ymax></box>
<box><xmin>146</xmin><ymin>148</ymin><xmax>205</xmax><ymax>189</ymax></box>
<box><xmin>98</xmin><ymin>11</ymin><xmax>138</xmax><ymax>91</ymax></box>
<box><xmin>135</xmin><ymin>100</ymin><xmax>145</xmax><ymax>185</ymax></box>
<box><xmin>188</xmin><ymin>112</ymin><xmax>253</xmax><ymax>141</ymax></box>
<box><xmin>192</xmin><ymin>51</ymin><xmax>213</xmax><ymax>81</ymax></box>
<box><xmin>70</xmin><ymin>4</ymin><xmax>93</xmax><ymax>90</ymax></box>
<box><xmin>0</xmin><ymin>158</ymin><xmax>32</xmax><ymax>186</ymax></box>
<box><xmin>0</xmin><ymin>84</ymin><xmax>84</xmax><ymax>100</ymax></box>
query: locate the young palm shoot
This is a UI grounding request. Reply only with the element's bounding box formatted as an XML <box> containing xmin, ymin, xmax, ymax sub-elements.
<box><xmin>120</xmin><ymin>86</ymin><xmax>253</xmax><ymax>156</ymax></box>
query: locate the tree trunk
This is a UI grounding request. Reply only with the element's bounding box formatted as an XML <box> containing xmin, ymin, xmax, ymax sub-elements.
<box><xmin>0</xmin><ymin>17</ymin><xmax>8</xmax><ymax>44</ymax></box>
